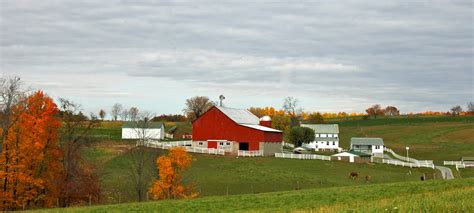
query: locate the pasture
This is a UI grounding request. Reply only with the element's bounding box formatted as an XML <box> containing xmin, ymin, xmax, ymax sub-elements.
<box><xmin>34</xmin><ymin>179</ymin><xmax>474</xmax><ymax>212</ymax></box>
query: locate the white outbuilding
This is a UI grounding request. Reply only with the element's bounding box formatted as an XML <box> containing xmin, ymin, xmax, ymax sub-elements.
<box><xmin>121</xmin><ymin>121</ymin><xmax>165</xmax><ymax>140</ymax></box>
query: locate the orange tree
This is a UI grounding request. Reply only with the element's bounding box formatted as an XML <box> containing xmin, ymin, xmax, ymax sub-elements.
<box><xmin>149</xmin><ymin>147</ymin><xmax>197</xmax><ymax>200</ymax></box>
<box><xmin>0</xmin><ymin>91</ymin><xmax>62</xmax><ymax>210</ymax></box>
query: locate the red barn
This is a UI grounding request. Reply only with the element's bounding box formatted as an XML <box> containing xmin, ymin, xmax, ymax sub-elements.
<box><xmin>192</xmin><ymin>106</ymin><xmax>283</xmax><ymax>156</ymax></box>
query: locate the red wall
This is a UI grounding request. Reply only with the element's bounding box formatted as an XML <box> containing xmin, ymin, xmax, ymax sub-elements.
<box><xmin>192</xmin><ymin>107</ymin><xmax>282</xmax><ymax>150</ymax></box>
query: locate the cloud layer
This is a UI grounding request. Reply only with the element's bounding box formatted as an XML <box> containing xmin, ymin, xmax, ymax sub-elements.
<box><xmin>1</xmin><ymin>0</ymin><xmax>472</xmax><ymax>114</ymax></box>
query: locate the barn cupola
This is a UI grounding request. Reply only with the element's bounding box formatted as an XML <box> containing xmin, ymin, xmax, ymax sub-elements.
<box><xmin>259</xmin><ymin>116</ymin><xmax>272</xmax><ymax>128</ymax></box>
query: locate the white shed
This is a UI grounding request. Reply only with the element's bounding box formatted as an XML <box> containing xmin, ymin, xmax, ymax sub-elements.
<box><xmin>121</xmin><ymin>121</ymin><xmax>165</xmax><ymax>140</ymax></box>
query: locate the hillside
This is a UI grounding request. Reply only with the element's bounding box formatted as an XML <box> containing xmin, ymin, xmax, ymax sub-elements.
<box><xmin>35</xmin><ymin>179</ymin><xmax>474</xmax><ymax>212</ymax></box>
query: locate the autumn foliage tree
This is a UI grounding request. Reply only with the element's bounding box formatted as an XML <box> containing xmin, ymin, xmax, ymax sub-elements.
<box><xmin>149</xmin><ymin>147</ymin><xmax>197</xmax><ymax>200</ymax></box>
<box><xmin>0</xmin><ymin>91</ymin><xmax>62</xmax><ymax>210</ymax></box>
<box><xmin>366</xmin><ymin>104</ymin><xmax>384</xmax><ymax>118</ymax></box>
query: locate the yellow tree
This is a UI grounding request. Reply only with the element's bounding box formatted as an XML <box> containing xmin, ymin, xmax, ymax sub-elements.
<box><xmin>149</xmin><ymin>147</ymin><xmax>197</xmax><ymax>200</ymax></box>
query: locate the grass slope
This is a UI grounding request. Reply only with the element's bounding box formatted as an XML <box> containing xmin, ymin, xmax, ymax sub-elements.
<box><xmin>37</xmin><ymin>179</ymin><xmax>474</xmax><ymax>212</ymax></box>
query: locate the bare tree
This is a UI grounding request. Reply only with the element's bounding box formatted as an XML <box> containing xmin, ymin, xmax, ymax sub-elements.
<box><xmin>58</xmin><ymin>98</ymin><xmax>101</xmax><ymax>206</ymax></box>
<box><xmin>467</xmin><ymin>102</ymin><xmax>474</xmax><ymax>114</ymax></box>
<box><xmin>120</xmin><ymin>109</ymin><xmax>130</xmax><ymax>121</ymax></box>
<box><xmin>0</xmin><ymin>76</ymin><xmax>25</xmax><ymax>155</ymax></box>
<box><xmin>384</xmin><ymin>106</ymin><xmax>400</xmax><ymax>116</ymax></box>
<box><xmin>99</xmin><ymin>109</ymin><xmax>106</xmax><ymax>120</ymax></box>
<box><xmin>366</xmin><ymin>104</ymin><xmax>384</xmax><ymax>119</ymax></box>
<box><xmin>283</xmin><ymin>96</ymin><xmax>302</xmax><ymax>126</ymax></box>
<box><xmin>183</xmin><ymin>96</ymin><xmax>214</xmax><ymax>121</ymax></box>
<box><xmin>450</xmin><ymin>105</ymin><xmax>463</xmax><ymax>116</ymax></box>
<box><xmin>128</xmin><ymin>112</ymin><xmax>159</xmax><ymax>202</ymax></box>
<box><xmin>111</xmin><ymin>103</ymin><xmax>123</xmax><ymax>121</ymax></box>
<box><xmin>129</xmin><ymin>107</ymin><xmax>139</xmax><ymax>121</ymax></box>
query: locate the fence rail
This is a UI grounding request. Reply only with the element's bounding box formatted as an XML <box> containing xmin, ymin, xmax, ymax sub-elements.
<box><xmin>144</xmin><ymin>141</ymin><xmax>224</xmax><ymax>155</ymax></box>
<box><xmin>382</xmin><ymin>159</ymin><xmax>435</xmax><ymax>169</ymax></box>
<box><xmin>275</xmin><ymin>153</ymin><xmax>331</xmax><ymax>161</ymax></box>
<box><xmin>443</xmin><ymin>161</ymin><xmax>463</xmax><ymax>166</ymax></box>
<box><xmin>384</xmin><ymin>147</ymin><xmax>433</xmax><ymax>164</ymax></box>
<box><xmin>238</xmin><ymin>150</ymin><xmax>264</xmax><ymax>157</ymax></box>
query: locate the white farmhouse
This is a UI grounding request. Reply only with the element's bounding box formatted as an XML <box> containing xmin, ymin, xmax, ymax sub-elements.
<box><xmin>300</xmin><ymin>124</ymin><xmax>341</xmax><ymax>152</ymax></box>
<box><xmin>350</xmin><ymin>138</ymin><xmax>384</xmax><ymax>155</ymax></box>
<box><xmin>121</xmin><ymin>121</ymin><xmax>165</xmax><ymax>140</ymax></box>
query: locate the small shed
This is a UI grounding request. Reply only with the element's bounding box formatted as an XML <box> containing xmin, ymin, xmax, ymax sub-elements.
<box><xmin>122</xmin><ymin>121</ymin><xmax>165</xmax><ymax>140</ymax></box>
<box><xmin>332</xmin><ymin>150</ymin><xmax>372</xmax><ymax>163</ymax></box>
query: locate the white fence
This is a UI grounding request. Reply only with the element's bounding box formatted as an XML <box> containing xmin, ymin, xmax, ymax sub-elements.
<box><xmin>275</xmin><ymin>153</ymin><xmax>331</xmax><ymax>161</ymax></box>
<box><xmin>382</xmin><ymin>159</ymin><xmax>435</xmax><ymax>169</ymax></box>
<box><xmin>443</xmin><ymin>161</ymin><xmax>470</xmax><ymax>170</ymax></box>
<box><xmin>384</xmin><ymin>147</ymin><xmax>433</xmax><ymax>164</ymax></box>
<box><xmin>144</xmin><ymin>140</ymin><xmax>224</xmax><ymax>155</ymax></box>
<box><xmin>238</xmin><ymin>150</ymin><xmax>264</xmax><ymax>157</ymax></box>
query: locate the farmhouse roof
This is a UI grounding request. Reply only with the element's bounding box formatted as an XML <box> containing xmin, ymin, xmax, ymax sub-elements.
<box><xmin>301</xmin><ymin>124</ymin><xmax>339</xmax><ymax>134</ymax></box>
<box><xmin>122</xmin><ymin>121</ymin><xmax>164</xmax><ymax>129</ymax></box>
<box><xmin>216</xmin><ymin>106</ymin><xmax>260</xmax><ymax>125</ymax></box>
<box><xmin>350</xmin><ymin>137</ymin><xmax>384</xmax><ymax>146</ymax></box>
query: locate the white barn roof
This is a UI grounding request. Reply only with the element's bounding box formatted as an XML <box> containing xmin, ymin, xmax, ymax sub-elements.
<box><xmin>301</xmin><ymin>124</ymin><xmax>339</xmax><ymax>134</ymax></box>
<box><xmin>216</xmin><ymin>106</ymin><xmax>259</xmax><ymax>124</ymax></box>
<box><xmin>241</xmin><ymin>124</ymin><xmax>282</xmax><ymax>133</ymax></box>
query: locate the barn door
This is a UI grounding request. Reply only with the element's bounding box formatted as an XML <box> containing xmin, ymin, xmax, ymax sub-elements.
<box><xmin>208</xmin><ymin>141</ymin><xmax>217</xmax><ymax>149</ymax></box>
<box><xmin>239</xmin><ymin>142</ymin><xmax>249</xmax><ymax>151</ymax></box>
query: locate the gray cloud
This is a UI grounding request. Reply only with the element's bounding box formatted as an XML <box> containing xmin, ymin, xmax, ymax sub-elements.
<box><xmin>0</xmin><ymin>0</ymin><xmax>472</xmax><ymax>113</ymax></box>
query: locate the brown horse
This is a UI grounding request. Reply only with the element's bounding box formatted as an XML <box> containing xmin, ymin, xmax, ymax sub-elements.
<box><xmin>365</xmin><ymin>175</ymin><xmax>371</xmax><ymax>183</ymax></box>
<box><xmin>349</xmin><ymin>172</ymin><xmax>359</xmax><ymax>180</ymax></box>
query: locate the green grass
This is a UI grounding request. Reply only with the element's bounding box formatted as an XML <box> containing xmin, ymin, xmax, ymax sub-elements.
<box><xmin>34</xmin><ymin>179</ymin><xmax>474</xmax><ymax>212</ymax></box>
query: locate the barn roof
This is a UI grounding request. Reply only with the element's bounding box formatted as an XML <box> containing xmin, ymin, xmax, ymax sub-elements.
<box><xmin>216</xmin><ymin>106</ymin><xmax>259</xmax><ymax>125</ymax></box>
<box><xmin>122</xmin><ymin>121</ymin><xmax>164</xmax><ymax>129</ymax></box>
<box><xmin>301</xmin><ymin>124</ymin><xmax>339</xmax><ymax>133</ymax></box>
<box><xmin>350</xmin><ymin>137</ymin><xmax>384</xmax><ymax>146</ymax></box>
<box><xmin>240</xmin><ymin>124</ymin><xmax>282</xmax><ymax>133</ymax></box>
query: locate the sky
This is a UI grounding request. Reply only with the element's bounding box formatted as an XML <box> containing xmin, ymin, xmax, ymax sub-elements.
<box><xmin>1</xmin><ymin>0</ymin><xmax>473</xmax><ymax>116</ymax></box>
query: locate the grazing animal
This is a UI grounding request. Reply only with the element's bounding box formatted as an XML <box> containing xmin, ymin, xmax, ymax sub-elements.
<box><xmin>349</xmin><ymin>172</ymin><xmax>359</xmax><ymax>180</ymax></box>
<box><xmin>365</xmin><ymin>175</ymin><xmax>371</xmax><ymax>183</ymax></box>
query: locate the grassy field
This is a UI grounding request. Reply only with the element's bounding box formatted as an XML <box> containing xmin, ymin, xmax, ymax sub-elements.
<box><xmin>35</xmin><ymin>179</ymin><xmax>474</xmax><ymax>212</ymax></box>
<box><xmin>84</xmin><ymin>145</ymin><xmax>439</xmax><ymax>204</ymax></box>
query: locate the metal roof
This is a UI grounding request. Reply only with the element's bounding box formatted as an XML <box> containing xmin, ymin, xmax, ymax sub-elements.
<box><xmin>240</xmin><ymin>124</ymin><xmax>282</xmax><ymax>133</ymax></box>
<box><xmin>350</xmin><ymin>137</ymin><xmax>384</xmax><ymax>146</ymax></box>
<box><xmin>122</xmin><ymin>121</ymin><xmax>164</xmax><ymax>129</ymax></box>
<box><xmin>301</xmin><ymin>124</ymin><xmax>339</xmax><ymax>133</ymax></box>
<box><xmin>216</xmin><ymin>106</ymin><xmax>259</xmax><ymax>125</ymax></box>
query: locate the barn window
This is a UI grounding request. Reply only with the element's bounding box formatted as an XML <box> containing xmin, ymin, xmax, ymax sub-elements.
<box><xmin>219</xmin><ymin>142</ymin><xmax>224</xmax><ymax>146</ymax></box>
<box><xmin>226</xmin><ymin>142</ymin><xmax>231</xmax><ymax>145</ymax></box>
<box><xmin>198</xmin><ymin>142</ymin><xmax>203</xmax><ymax>145</ymax></box>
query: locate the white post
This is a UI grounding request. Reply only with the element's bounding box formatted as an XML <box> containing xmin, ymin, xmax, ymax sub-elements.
<box><xmin>406</xmin><ymin>146</ymin><xmax>410</xmax><ymax>162</ymax></box>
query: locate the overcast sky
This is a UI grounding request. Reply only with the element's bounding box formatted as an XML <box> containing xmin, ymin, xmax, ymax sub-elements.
<box><xmin>1</xmin><ymin>0</ymin><xmax>473</xmax><ymax>116</ymax></box>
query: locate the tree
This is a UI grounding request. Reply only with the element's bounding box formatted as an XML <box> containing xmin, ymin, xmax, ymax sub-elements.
<box><xmin>365</xmin><ymin>104</ymin><xmax>384</xmax><ymax>119</ymax></box>
<box><xmin>57</xmin><ymin>98</ymin><xmax>100</xmax><ymax>207</ymax></box>
<box><xmin>306</xmin><ymin>112</ymin><xmax>324</xmax><ymax>124</ymax></box>
<box><xmin>0</xmin><ymin>91</ymin><xmax>62</xmax><ymax>210</ymax></box>
<box><xmin>99</xmin><ymin>109</ymin><xmax>106</xmax><ymax>120</ymax></box>
<box><xmin>286</xmin><ymin>126</ymin><xmax>315</xmax><ymax>147</ymax></box>
<box><xmin>129</xmin><ymin>107</ymin><xmax>139</xmax><ymax>121</ymax></box>
<box><xmin>384</xmin><ymin>106</ymin><xmax>400</xmax><ymax>116</ymax></box>
<box><xmin>450</xmin><ymin>105</ymin><xmax>463</xmax><ymax>116</ymax></box>
<box><xmin>0</xmin><ymin>76</ymin><xmax>24</xmax><ymax>156</ymax></box>
<box><xmin>128</xmin><ymin>112</ymin><xmax>159</xmax><ymax>202</ymax></box>
<box><xmin>111</xmin><ymin>103</ymin><xmax>122</xmax><ymax>121</ymax></box>
<box><xmin>120</xmin><ymin>109</ymin><xmax>130</xmax><ymax>121</ymax></box>
<box><xmin>467</xmin><ymin>102</ymin><xmax>474</xmax><ymax>115</ymax></box>
<box><xmin>149</xmin><ymin>147</ymin><xmax>197</xmax><ymax>200</ymax></box>
<box><xmin>283</xmin><ymin>97</ymin><xmax>302</xmax><ymax>126</ymax></box>
<box><xmin>183</xmin><ymin>96</ymin><xmax>214</xmax><ymax>121</ymax></box>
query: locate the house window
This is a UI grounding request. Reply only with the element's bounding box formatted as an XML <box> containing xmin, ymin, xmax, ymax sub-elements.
<box><xmin>219</xmin><ymin>142</ymin><xmax>224</xmax><ymax>146</ymax></box>
<box><xmin>334</xmin><ymin>134</ymin><xmax>338</xmax><ymax>138</ymax></box>
<box><xmin>326</xmin><ymin>142</ymin><xmax>329</xmax><ymax>146</ymax></box>
<box><xmin>355</xmin><ymin>145</ymin><xmax>359</xmax><ymax>148</ymax></box>
<box><xmin>321</xmin><ymin>134</ymin><xmax>327</xmax><ymax>137</ymax></box>
<box><xmin>315</xmin><ymin>134</ymin><xmax>319</xmax><ymax>137</ymax></box>
<box><xmin>333</xmin><ymin>142</ymin><xmax>335</xmax><ymax>146</ymax></box>
<box><xmin>226</xmin><ymin>142</ymin><xmax>231</xmax><ymax>145</ymax></box>
<box><xmin>375</xmin><ymin>145</ymin><xmax>380</xmax><ymax>149</ymax></box>
<box><xmin>198</xmin><ymin>142</ymin><xmax>203</xmax><ymax>145</ymax></box>
<box><xmin>328</xmin><ymin>134</ymin><xmax>332</xmax><ymax>138</ymax></box>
